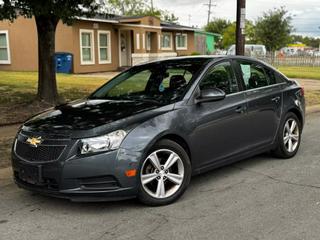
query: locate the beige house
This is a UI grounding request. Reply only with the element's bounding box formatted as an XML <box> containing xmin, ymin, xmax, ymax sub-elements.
<box><xmin>0</xmin><ymin>15</ymin><xmax>196</xmax><ymax>73</ymax></box>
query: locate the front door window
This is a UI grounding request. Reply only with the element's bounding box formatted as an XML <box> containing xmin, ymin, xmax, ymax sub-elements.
<box><xmin>200</xmin><ymin>61</ymin><xmax>239</xmax><ymax>95</ymax></box>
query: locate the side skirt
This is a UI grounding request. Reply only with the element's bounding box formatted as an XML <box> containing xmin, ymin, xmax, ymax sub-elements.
<box><xmin>191</xmin><ymin>145</ymin><xmax>273</xmax><ymax>176</ymax></box>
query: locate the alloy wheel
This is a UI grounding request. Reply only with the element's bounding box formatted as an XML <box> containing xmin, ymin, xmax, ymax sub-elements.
<box><xmin>283</xmin><ymin>118</ymin><xmax>300</xmax><ymax>153</ymax></box>
<box><xmin>140</xmin><ymin>149</ymin><xmax>185</xmax><ymax>199</ymax></box>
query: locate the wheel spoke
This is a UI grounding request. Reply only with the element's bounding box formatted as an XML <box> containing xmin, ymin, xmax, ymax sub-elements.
<box><xmin>164</xmin><ymin>153</ymin><xmax>179</xmax><ymax>170</ymax></box>
<box><xmin>290</xmin><ymin>121</ymin><xmax>297</xmax><ymax>133</ymax></box>
<box><xmin>285</xmin><ymin>122</ymin><xmax>290</xmax><ymax>133</ymax></box>
<box><xmin>284</xmin><ymin>135</ymin><xmax>290</xmax><ymax>144</ymax></box>
<box><xmin>155</xmin><ymin>178</ymin><xmax>166</xmax><ymax>198</ymax></box>
<box><xmin>288</xmin><ymin>139</ymin><xmax>293</xmax><ymax>152</ymax></box>
<box><xmin>141</xmin><ymin>173</ymin><xmax>158</xmax><ymax>185</ymax></box>
<box><xmin>291</xmin><ymin>134</ymin><xmax>299</xmax><ymax>141</ymax></box>
<box><xmin>149</xmin><ymin>153</ymin><xmax>161</xmax><ymax>171</ymax></box>
<box><xmin>166</xmin><ymin>173</ymin><xmax>183</xmax><ymax>185</ymax></box>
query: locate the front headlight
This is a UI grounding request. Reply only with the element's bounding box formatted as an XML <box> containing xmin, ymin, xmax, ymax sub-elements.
<box><xmin>80</xmin><ymin>130</ymin><xmax>127</xmax><ymax>155</ymax></box>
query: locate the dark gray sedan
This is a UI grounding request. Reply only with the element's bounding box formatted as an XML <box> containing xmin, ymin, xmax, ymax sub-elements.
<box><xmin>12</xmin><ymin>56</ymin><xmax>305</xmax><ymax>206</ymax></box>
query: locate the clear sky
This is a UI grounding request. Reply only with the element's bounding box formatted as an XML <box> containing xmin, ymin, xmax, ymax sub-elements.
<box><xmin>154</xmin><ymin>0</ymin><xmax>320</xmax><ymax>37</ymax></box>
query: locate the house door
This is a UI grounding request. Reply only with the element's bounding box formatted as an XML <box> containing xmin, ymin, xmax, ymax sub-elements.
<box><xmin>120</xmin><ymin>30</ymin><xmax>131</xmax><ymax>67</ymax></box>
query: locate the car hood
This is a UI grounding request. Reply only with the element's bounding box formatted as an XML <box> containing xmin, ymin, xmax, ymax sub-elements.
<box><xmin>23</xmin><ymin>99</ymin><xmax>173</xmax><ymax>138</ymax></box>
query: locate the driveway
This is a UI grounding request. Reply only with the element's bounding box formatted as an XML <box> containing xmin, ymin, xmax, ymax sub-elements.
<box><xmin>0</xmin><ymin>112</ymin><xmax>320</xmax><ymax>240</ymax></box>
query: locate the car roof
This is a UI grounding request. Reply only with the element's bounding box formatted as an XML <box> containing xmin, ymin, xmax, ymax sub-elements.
<box><xmin>133</xmin><ymin>55</ymin><xmax>278</xmax><ymax>74</ymax></box>
<box><xmin>137</xmin><ymin>55</ymin><xmax>268</xmax><ymax>65</ymax></box>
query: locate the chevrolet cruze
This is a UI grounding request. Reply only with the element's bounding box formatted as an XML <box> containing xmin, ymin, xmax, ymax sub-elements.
<box><xmin>12</xmin><ymin>56</ymin><xmax>305</xmax><ymax>206</ymax></box>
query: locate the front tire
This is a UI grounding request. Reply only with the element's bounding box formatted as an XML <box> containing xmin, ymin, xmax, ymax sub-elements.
<box><xmin>272</xmin><ymin>112</ymin><xmax>302</xmax><ymax>159</ymax></box>
<box><xmin>138</xmin><ymin>139</ymin><xmax>191</xmax><ymax>206</ymax></box>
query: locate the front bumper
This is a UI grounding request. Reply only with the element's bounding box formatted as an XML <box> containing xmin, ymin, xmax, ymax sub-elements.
<box><xmin>12</xmin><ymin>147</ymin><xmax>142</xmax><ymax>202</ymax></box>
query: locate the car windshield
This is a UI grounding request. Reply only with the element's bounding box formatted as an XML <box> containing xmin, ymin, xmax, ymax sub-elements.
<box><xmin>89</xmin><ymin>58</ymin><xmax>210</xmax><ymax>105</ymax></box>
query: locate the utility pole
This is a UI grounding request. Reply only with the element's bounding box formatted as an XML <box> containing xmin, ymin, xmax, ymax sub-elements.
<box><xmin>150</xmin><ymin>0</ymin><xmax>154</xmax><ymax>14</ymax></box>
<box><xmin>205</xmin><ymin>0</ymin><xmax>216</xmax><ymax>25</ymax></box>
<box><xmin>188</xmin><ymin>14</ymin><xmax>192</xmax><ymax>26</ymax></box>
<box><xmin>236</xmin><ymin>0</ymin><xmax>246</xmax><ymax>55</ymax></box>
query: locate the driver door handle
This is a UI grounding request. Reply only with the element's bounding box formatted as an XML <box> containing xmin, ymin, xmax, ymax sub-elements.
<box><xmin>271</xmin><ymin>96</ymin><xmax>281</xmax><ymax>103</ymax></box>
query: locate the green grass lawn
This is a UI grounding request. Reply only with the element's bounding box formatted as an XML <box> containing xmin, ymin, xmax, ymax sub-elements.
<box><xmin>277</xmin><ymin>66</ymin><xmax>320</xmax><ymax>80</ymax></box>
<box><xmin>0</xmin><ymin>71</ymin><xmax>108</xmax><ymax>105</ymax></box>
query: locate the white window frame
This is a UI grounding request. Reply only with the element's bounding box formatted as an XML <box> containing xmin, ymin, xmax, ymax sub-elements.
<box><xmin>97</xmin><ymin>30</ymin><xmax>112</xmax><ymax>64</ymax></box>
<box><xmin>0</xmin><ymin>30</ymin><xmax>11</xmax><ymax>64</ymax></box>
<box><xmin>176</xmin><ymin>33</ymin><xmax>188</xmax><ymax>50</ymax></box>
<box><xmin>158</xmin><ymin>34</ymin><xmax>161</xmax><ymax>50</ymax></box>
<box><xmin>161</xmin><ymin>32</ymin><xmax>173</xmax><ymax>50</ymax></box>
<box><xmin>142</xmin><ymin>33</ymin><xmax>146</xmax><ymax>50</ymax></box>
<box><xmin>80</xmin><ymin>29</ymin><xmax>95</xmax><ymax>65</ymax></box>
<box><xmin>136</xmin><ymin>33</ymin><xmax>140</xmax><ymax>50</ymax></box>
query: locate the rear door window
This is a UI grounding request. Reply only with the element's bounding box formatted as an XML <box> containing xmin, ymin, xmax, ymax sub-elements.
<box><xmin>237</xmin><ymin>61</ymin><xmax>279</xmax><ymax>90</ymax></box>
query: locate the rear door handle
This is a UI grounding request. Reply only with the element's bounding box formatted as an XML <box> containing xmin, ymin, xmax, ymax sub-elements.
<box><xmin>271</xmin><ymin>96</ymin><xmax>281</xmax><ymax>103</ymax></box>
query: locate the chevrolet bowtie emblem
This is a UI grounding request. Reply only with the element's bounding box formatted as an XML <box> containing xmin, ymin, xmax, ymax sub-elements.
<box><xmin>26</xmin><ymin>137</ymin><xmax>43</xmax><ymax>147</ymax></box>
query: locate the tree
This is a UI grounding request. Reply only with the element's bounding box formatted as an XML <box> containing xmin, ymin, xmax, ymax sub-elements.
<box><xmin>245</xmin><ymin>20</ymin><xmax>257</xmax><ymax>44</ymax></box>
<box><xmin>106</xmin><ymin>0</ymin><xmax>179</xmax><ymax>23</ymax></box>
<box><xmin>255</xmin><ymin>7</ymin><xmax>293</xmax><ymax>53</ymax></box>
<box><xmin>205</xmin><ymin>19</ymin><xmax>258</xmax><ymax>49</ymax></box>
<box><xmin>107</xmin><ymin>0</ymin><xmax>145</xmax><ymax>16</ymax></box>
<box><xmin>0</xmin><ymin>0</ymin><xmax>99</xmax><ymax>104</ymax></box>
<box><xmin>291</xmin><ymin>35</ymin><xmax>320</xmax><ymax>48</ymax></box>
<box><xmin>205</xmin><ymin>18</ymin><xmax>231</xmax><ymax>35</ymax></box>
<box><xmin>222</xmin><ymin>23</ymin><xmax>236</xmax><ymax>49</ymax></box>
<box><xmin>162</xmin><ymin>11</ymin><xmax>179</xmax><ymax>24</ymax></box>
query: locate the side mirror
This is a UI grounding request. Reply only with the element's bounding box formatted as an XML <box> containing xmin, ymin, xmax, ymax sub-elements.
<box><xmin>195</xmin><ymin>88</ymin><xmax>226</xmax><ymax>104</ymax></box>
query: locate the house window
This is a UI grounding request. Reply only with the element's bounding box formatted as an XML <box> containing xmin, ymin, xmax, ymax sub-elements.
<box><xmin>98</xmin><ymin>30</ymin><xmax>111</xmax><ymax>64</ymax></box>
<box><xmin>0</xmin><ymin>31</ymin><xmax>10</xmax><ymax>64</ymax></box>
<box><xmin>80</xmin><ymin>29</ymin><xmax>95</xmax><ymax>65</ymax></box>
<box><xmin>161</xmin><ymin>32</ymin><xmax>172</xmax><ymax>50</ymax></box>
<box><xmin>176</xmin><ymin>33</ymin><xmax>188</xmax><ymax>50</ymax></box>
<box><xmin>146</xmin><ymin>32</ymin><xmax>151</xmax><ymax>51</ymax></box>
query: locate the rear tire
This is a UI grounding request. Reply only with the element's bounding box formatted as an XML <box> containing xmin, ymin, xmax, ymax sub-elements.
<box><xmin>272</xmin><ymin>112</ymin><xmax>302</xmax><ymax>159</ymax></box>
<box><xmin>138</xmin><ymin>139</ymin><xmax>191</xmax><ymax>206</ymax></box>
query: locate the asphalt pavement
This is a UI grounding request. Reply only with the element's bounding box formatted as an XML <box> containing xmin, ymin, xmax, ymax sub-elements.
<box><xmin>0</xmin><ymin>112</ymin><xmax>320</xmax><ymax>240</ymax></box>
